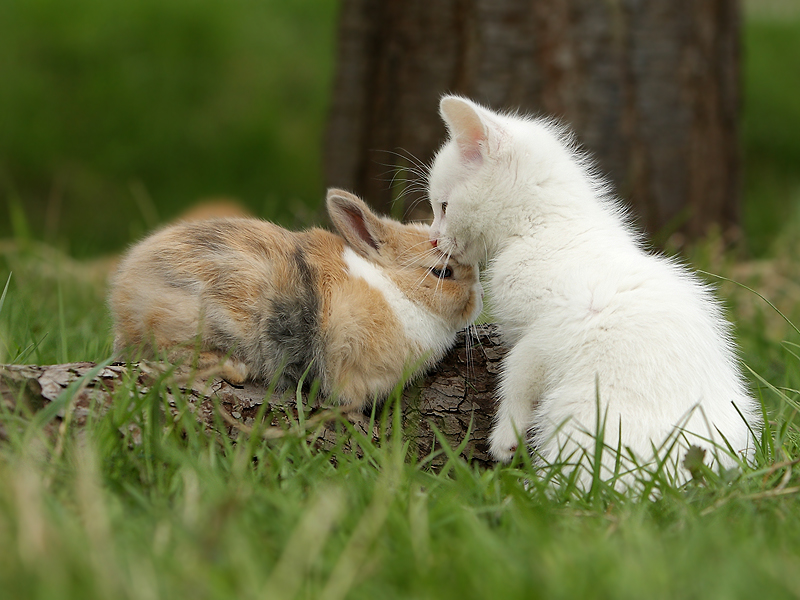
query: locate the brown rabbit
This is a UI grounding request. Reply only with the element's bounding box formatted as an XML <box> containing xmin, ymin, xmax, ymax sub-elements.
<box><xmin>109</xmin><ymin>189</ymin><xmax>483</xmax><ymax>409</ymax></box>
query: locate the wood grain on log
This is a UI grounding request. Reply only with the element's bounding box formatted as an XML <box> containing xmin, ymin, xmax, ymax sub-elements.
<box><xmin>0</xmin><ymin>325</ymin><xmax>506</xmax><ymax>468</ymax></box>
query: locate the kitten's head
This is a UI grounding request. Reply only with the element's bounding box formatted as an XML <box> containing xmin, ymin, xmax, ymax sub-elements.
<box><xmin>428</xmin><ymin>95</ymin><xmax>575</xmax><ymax>265</ymax></box>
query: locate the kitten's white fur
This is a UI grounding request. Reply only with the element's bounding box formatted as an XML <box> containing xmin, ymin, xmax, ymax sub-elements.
<box><xmin>428</xmin><ymin>95</ymin><xmax>760</xmax><ymax>485</ymax></box>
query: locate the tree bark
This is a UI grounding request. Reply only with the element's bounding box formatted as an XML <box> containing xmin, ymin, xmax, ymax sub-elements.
<box><xmin>325</xmin><ymin>0</ymin><xmax>741</xmax><ymax>240</ymax></box>
<box><xmin>0</xmin><ymin>325</ymin><xmax>506</xmax><ymax>469</ymax></box>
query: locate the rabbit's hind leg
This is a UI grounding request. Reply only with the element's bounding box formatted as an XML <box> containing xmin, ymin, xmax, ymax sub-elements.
<box><xmin>171</xmin><ymin>348</ymin><xmax>250</xmax><ymax>385</ymax></box>
<box><xmin>194</xmin><ymin>351</ymin><xmax>249</xmax><ymax>385</ymax></box>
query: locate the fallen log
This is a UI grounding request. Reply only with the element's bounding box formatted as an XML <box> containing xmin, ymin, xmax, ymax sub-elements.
<box><xmin>1</xmin><ymin>325</ymin><xmax>506</xmax><ymax>468</ymax></box>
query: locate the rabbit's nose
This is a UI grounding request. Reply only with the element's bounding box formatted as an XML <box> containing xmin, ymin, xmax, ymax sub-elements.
<box><xmin>431</xmin><ymin>239</ymin><xmax>438</xmax><ymax>248</ymax></box>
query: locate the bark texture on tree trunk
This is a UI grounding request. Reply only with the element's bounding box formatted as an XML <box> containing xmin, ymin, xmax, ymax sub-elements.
<box><xmin>0</xmin><ymin>325</ymin><xmax>506</xmax><ymax>468</ymax></box>
<box><xmin>325</xmin><ymin>0</ymin><xmax>740</xmax><ymax>239</ymax></box>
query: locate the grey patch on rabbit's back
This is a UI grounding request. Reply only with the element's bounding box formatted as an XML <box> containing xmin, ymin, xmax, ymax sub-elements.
<box><xmin>188</xmin><ymin>222</ymin><xmax>231</xmax><ymax>253</ymax></box>
<box><xmin>262</xmin><ymin>245</ymin><xmax>324</xmax><ymax>389</ymax></box>
<box><xmin>189</xmin><ymin>220</ymin><xmax>266</xmax><ymax>256</ymax></box>
<box><xmin>143</xmin><ymin>250</ymin><xmax>193</xmax><ymax>290</ymax></box>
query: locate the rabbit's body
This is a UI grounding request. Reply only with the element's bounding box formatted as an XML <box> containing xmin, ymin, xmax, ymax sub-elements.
<box><xmin>110</xmin><ymin>190</ymin><xmax>483</xmax><ymax>408</ymax></box>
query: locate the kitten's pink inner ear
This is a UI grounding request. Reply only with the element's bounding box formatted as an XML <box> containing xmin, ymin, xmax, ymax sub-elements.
<box><xmin>440</xmin><ymin>97</ymin><xmax>487</xmax><ymax>163</ymax></box>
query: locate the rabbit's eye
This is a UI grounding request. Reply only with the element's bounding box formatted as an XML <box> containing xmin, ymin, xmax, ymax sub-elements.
<box><xmin>431</xmin><ymin>267</ymin><xmax>453</xmax><ymax>279</ymax></box>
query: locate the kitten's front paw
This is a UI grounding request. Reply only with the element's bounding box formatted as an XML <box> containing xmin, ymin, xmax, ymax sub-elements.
<box><xmin>489</xmin><ymin>420</ymin><xmax>524</xmax><ymax>463</ymax></box>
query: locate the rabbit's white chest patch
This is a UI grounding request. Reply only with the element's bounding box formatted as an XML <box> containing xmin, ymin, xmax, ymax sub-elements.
<box><xmin>342</xmin><ymin>248</ymin><xmax>453</xmax><ymax>352</ymax></box>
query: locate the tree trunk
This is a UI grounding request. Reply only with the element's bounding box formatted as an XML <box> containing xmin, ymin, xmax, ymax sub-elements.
<box><xmin>324</xmin><ymin>0</ymin><xmax>741</xmax><ymax>240</ymax></box>
<box><xmin>0</xmin><ymin>325</ymin><xmax>506</xmax><ymax>469</ymax></box>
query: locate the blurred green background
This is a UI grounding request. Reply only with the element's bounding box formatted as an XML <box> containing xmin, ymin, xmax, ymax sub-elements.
<box><xmin>0</xmin><ymin>0</ymin><xmax>798</xmax><ymax>258</ymax></box>
<box><xmin>742</xmin><ymin>1</ymin><xmax>800</xmax><ymax>256</ymax></box>
<box><xmin>0</xmin><ymin>0</ymin><xmax>337</xmax><ymax>256</ymax></box>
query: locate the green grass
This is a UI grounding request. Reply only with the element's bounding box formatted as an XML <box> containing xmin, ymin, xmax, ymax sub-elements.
<box><xmin>2</xmin><ymin>2</ymin><xmax>800</xmax><ymax>598</ymax></box>
<box><xmin>0</xmin><ymin>346</ymin><xmax>799</xmax><ymax>599</ymax></box>
<box><xmin>0</xmin><ymin>242</ymin><xmax>113</xmax><ymax>364</ymax></box>
<box><xmin>1</xmin><ymin>219</ymin><xmax>799</xmax><ymax>600</ymax></box>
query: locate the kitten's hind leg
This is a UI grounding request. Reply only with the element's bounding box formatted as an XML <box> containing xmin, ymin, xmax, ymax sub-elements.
<box><xmin>489</xmin><ymin>338</ymin><xmax>545</xmax><ymax>462</ymax></box>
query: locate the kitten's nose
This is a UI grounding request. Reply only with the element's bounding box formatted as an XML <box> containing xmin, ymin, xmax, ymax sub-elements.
<box><xmin>431</xmin><ymin>239</ymin><xmax>438</xmax><ymax>248</ymax></box>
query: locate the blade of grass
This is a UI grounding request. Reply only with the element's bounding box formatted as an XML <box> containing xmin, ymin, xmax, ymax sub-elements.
<box><xmin>698</xmin><ymin>270</ymin><xmax>800</xmax><ymax>337</ymax></box>
<box><xmin>57</xmin><ymin>281</ymin><xmax>68</xmax><ymax>364</ymax></box>
<box><xmin>745</xmin><ymin>363</ymin><xmax>800</xmax><ymax>413</ymax></box>
<box><xmin>0</xmin><ymin>272</ymin><xmax>10</xmax><ymax>317</ymax></box>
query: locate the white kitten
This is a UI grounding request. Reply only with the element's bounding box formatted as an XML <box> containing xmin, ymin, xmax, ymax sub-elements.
<box><xmin>428</xmin><ymin>95</ymin><xmax>760</xmax><ymax>486</ymax></box>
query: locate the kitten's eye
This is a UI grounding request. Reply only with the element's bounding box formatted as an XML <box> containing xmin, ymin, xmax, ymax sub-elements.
<box><xmin>431</xmin><ymin>266</ymin><xmax>453</xmax><ymax>279</ymax></box>
<box><xmin>441</xmin><ymin>202</ymin><xmax>448</xmax><ymax>215</ymax></box>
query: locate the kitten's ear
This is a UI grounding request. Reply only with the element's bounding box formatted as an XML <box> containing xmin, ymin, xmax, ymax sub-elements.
<box><xmin>327</xmin><ymin>189</ymin><xmax>386</xmax><ymax>257</ymax></box>
<box><xmin>440</xmin><ymin>96</ymin><xmax>489</xmax><ymax>163</ymax></box>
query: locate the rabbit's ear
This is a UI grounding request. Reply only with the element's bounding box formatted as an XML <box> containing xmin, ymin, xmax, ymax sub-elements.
<box><xmin>327</xmin><ymin>189</ymin><xmax>386</xmax><ymax>257</ymax></box>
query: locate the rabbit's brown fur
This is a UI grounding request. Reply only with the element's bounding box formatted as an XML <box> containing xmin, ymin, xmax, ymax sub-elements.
<box><xmin>110</xmin><ymin>189</ymin><xmax>483</xmax><ymax>409</ymax></box>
